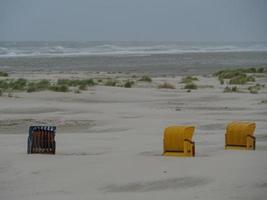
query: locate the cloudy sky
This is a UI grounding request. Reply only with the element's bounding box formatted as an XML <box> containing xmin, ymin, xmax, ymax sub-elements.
<box><xmin>0</xmin><ymin>0</ymin><xmax>266</xmax><ymax>41</ymax></box>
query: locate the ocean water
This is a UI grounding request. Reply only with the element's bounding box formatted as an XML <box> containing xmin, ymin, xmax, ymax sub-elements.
<box><xmin>0</xmin><ymin>41</ymin><xmax>267</xmax><ymax>75</ymax></box>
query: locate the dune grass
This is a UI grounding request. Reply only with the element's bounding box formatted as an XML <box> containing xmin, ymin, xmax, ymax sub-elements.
<box><xmin>184</xmin><ymin>82</ymin><xmax>198</xmax><ymax>90</ymax></box>
<box><xmin>105</xmin><ymin>79</ymin><xmax>118</xmax><ymax>86</ymax></box>
<box><xmin>228</xmin><ymin>75</ymin><xmax>255</xmax><ymax>84</ymax></box>
<box><xmin>49</xmin><ymin>84</ymin><xmax>69</xmax><ymax>92</ymax></box>
<box><xmin>224</xmin><ymin>86</ymin><xmax>238</xmax><ymax>93</ymax></box>
<box><xmin>139</xmin><ymin>75</ymin><xmax>152</xmax><ymax>82</ymax></box>
<box><xmin>248</xmin><ymin>84</ymin><xmax>265</xmax><ymax>94</ymax></box>
<box><xmin>0</xmin><ymin>78</ymin><xmax>97</xmax><ymax>94</ymax></box>
<box><xmin>124</xmin><ymin>80</ymin><xmax>134</xmax><ymax>88</ymax></box>
<box><xmin>0</xmin><ymin>79</ymin><xmax>27</xmax><ymax>91</ymax></box>
<box><xmin>260</xmin><ymin>100</ymin><xmax>267</xmax><ymax>104</ymax></box>
<box><xmin>0</xmin><ymin>80</ymin><xmax>10</xmax><ymax>91</ymax></box>
<box><xmin>214</xmin><ymin>68</ymin><xmax>265</xmax><ymax>78</ymax></box>
<box><xmin>27</xmin><ymin>79</ymin><xmax>51</xmax><ymax>92</ymax></box>
<box><xmin>78</xmin><ymin>84</ymin><xmax>88</xmax><ymax>90</ymax></box>
<box><xmin>214</xmin><ymin>68</ymin><xmax>265</xmax><ymax>85</ymax></box>
<box><xmin>180</xmin><ymin>76</ymin><xmax>198</xmax><ymax>90</ymax></box>
<box><xmin>158</xmin><ymin>82</ymin><xmax>176</xmax><ymax>89</ymax></box>
<box><xmin>180</xmin><ymin>76</ymin><xmax>199</xmax><ymax>84</ymax></box>
<box><xmin>219</xmin><ymin>78</ymin><xmax>224</xmax><ymax>85</ymax></box>
<box><xmin>57</xmin><ymin>79</ymin><xmax>95</xmax><ymax>87</ymax></box>
<box><xmin>104</xmin><ymin>79</ymin><xmax>135</xmax><ymax>88</ymax></box>
<box><xmin>0</xmin><ymin>71</ymin><xmax>8</xmax><ymax>77</ymax></box>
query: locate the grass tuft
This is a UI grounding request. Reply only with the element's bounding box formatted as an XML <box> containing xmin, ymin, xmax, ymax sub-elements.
<box><xmin>248</xmin><ymin>84</ymin><xmax>264</xmax><ymax>94</ymax></box>
<box><xmin>105</xmin><ymin>79</ymin><xmax>117</xmax><ymax>86</ymax></box>
<box><xmin>57</xmin><ymin>79</ymin><xmax>95</xmax><ymax>87</ymax></box>
<box><xmin>49</xmin><ymin>84</ymin><xmax>69</xmax><ymax>92</ymax></box>
<box><xmin>180</xmin><ymin>76</ymin><xmax>198</xmax><ymax>84</ymax></box>
<box><xmin>213</xmin><ymin>68</ymin><xmax>261</xmax><ymax>85</ymax></box>
<box><xmin>139</xmin><ymin>75</ymin><xmax>152</xmax><ymax>82</ymax></box>
<box><xmin>224</xmin><ymin>86</ymin><xmax>238</xmax><ymax>93</ymax></box>
<box><xmin>229</xmin><ymin>75</ymin><xmax>255</xmax><ymax>85</ymax></box>
<box><xmin>79</xmin><ymin>84</ymin><xmax>88</xmax><ymax>90</ymax></box>
<box><xmin>0</xmin><ymin>71</ymin><xmax>8</xmax><ymax>77</ymax></box>
<box><xmin>0</xmin><ymin>78</ymin><xmax>96</xmax><ymax>93</ymax></box>
<box><xmin>158</xmin><ymin>82</ymin><xmax>176</xmax><ymax>89</ymax></box>
<box><xmin>124</xmin><ymin>80</ymin><xmax>134</xmax><ymax>88</ymax></box>
<box><xmin>184</xmin><ymin>83</ymin><xmax>198</xmax><ymax>90</ymax></box>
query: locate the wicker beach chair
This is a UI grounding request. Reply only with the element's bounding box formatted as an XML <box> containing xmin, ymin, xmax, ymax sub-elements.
<box><xmin>27</xmin><ymin>126</ymin><xmax>56</xmax><ymax>154</ymax></box>
<box><xmin>163</xmin><ymin>126</ymin><xmax>195</xmax><ymax>157</ymax></box>
<box><xmin>225</xmin><ymin>121</ymin><xmax>256</xmax><ymax>150</ymax></box>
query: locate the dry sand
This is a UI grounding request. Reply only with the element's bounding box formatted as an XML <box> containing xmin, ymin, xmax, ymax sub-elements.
<box><xmin>0</xmin><ymin>72</ymin><xmax>267</xmax><ymax>200</ymax></box>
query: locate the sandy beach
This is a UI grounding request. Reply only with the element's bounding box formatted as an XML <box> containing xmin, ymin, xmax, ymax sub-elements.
<box><xmin>1</xmin><ymin>0</ymin><xmax>267</xmax><ymax>199</ymax></box>
<box><xmin>0</xmin><ymin>71</ymin><xmax>267</xmax><ymax>200</ymax></box>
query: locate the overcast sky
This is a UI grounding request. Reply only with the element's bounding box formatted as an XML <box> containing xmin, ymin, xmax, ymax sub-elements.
<box><xmin>0</xmin><ymin>0</ymin><xmax>266</xmax><ymax>41</ymax></box>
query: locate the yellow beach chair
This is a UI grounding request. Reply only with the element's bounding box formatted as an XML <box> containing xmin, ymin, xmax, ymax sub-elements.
<box><xmin>225</xmin><ymin>121</ymin><xmax>256</xmax><ymax>150</ymax></box>
<box><xmin>163</xmin><ymin>126</ymin><xmax>195</xmax><ymax>157</ymax></box>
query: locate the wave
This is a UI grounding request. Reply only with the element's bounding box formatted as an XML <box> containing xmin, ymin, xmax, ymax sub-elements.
<box><xmin>0</xmin><ymin>42</ymin><xmax>267</xmax><ymax>58</ymax></box>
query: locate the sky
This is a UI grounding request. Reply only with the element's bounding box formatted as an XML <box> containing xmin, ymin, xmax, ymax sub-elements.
<box><xmin>0</xmin><ymin>0</ymin><xmax>266</xmax><ymax>42</ymax></box>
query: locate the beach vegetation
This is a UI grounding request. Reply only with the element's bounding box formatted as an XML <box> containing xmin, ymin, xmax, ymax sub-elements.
<box><xmin>224</xmin><ymin>86</ymin><xmax>238</xmax><ymax>93</ymax></box>
<box><xmin>256</xmin><ymin>68</ymin><xmax>265</xmax><ymax>73</ymax></box>
<box><xmin>180</xmin><ymin>76</ymin><xmax>198</xmax><ymax>84</ymax></box>
<box><xmin>49</xmin><ymin>84</ymin><xmax>69</xmax><ymax>92</ymax></box>
<box><xmin>158</xmin><ymin>82</ymin><xmax>176</xmax><ymax>89</ymax></box>
<box><xmin>10</xmin><ymin>78</ymin><xmax>28</xmax><ymax>91</ymax></box>
<box><xmin>74</xmin><ymin>89</ymin><xmax>81</xmax><ymax>94</ymax></box>
<box><xmin>229</xmin><ymin>75</ymin><xmax>255</xmax><ymax>85</ymax></box>
<box><xmin>0</xmin><ymin>89</ymin><xmax>2</xmax><ymax>96</ymax></box>
<box><xmin>248</xmin><ymin>84</ymin><xmax>264</xmax><ymax>94</ymax></box>
<box><xmin>26</xmin><ymin>80</ymin><xmax>51</xmax><ymax>92</ymax></box>
<box><xmin>0</xmin><ymin>80</ymin><xmax>9</xmax><ymax>90</ymax></box>
<box><xmin>219</xmin><ymin>78</ymin><xmax>224</xmax><ymax>85</ymax></box>
<box><xmin>84</xmin><ymin>79</ymin><xmax>95</xmax><ymax>86</ymax></box>
<box><xmin>8</xmin><ymin>91</ymin><xmax>14</xmax><ymax>97</ymax></box>
<box><xmin>139</xmin><ymin>75</ymin><xmax>152</xmax><ymax>82</ymax></box>
<box><xmin>79</xmin><ymin>84</ymin><xmax>88</xmax><ymax>90</ymax></box>
<box><xmin>184</xmin><ymin>82</ymin><xmax>198</xmax><ymax>90</ymax></box>
<box><xmin>26</xmin><ymin>84</ymin><xmax>37</xmax><ymax>93</ymax></box>
<box><xmin>124</xmin><ymin>80</ymin><xmax>134</xmax><ymax>88</ymax></box>
<box><xmin>0</xmin><ymin>78</ymin><xmax>98</xmax><ymax>93</ymax></box>
<box><xmin>0</xmin><ymin>71</ymin><xmax>8</xmax><ymax>77</ymax></box>
<box><xmin>214</xmin><ymin>68</ymin><xmax>265</xmax><ymax>79</ymax></box>
<box><xmin>260</xmin><ymin>100</ymin><xmax>267</xmax><ymax>104</ymax></box>
<box><xmin>214</xmin><ymin>70</ymin><xmax>244</xmax><ymax>79</ymax></box>
<box><xmin>214</xmin><ymin>68</ymin><xmax>258</xmax><ymax>85</ymax></box>
<box><xmin>105</xmin><ymin>79</ymin><xmax>117</xmax><ymax>86</ymax></box>
<box><xmin>35</xmin><ymin>79</ymin><xmax>51</xmax><ymax>89</ymax></box>
<box><xmin>57</xmin><ymin>79</ymin><xmax>95</xmax><ymax>87</ymax></box>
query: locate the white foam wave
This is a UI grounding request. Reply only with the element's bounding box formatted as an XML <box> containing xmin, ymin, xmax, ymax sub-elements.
<box><xmin>0</xmin><ymin>43</ymin><xmax>267</xmax><ymax>58</ymax></box>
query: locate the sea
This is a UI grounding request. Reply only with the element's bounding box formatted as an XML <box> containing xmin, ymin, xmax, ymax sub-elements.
<box><xmin>0</xmin><ymin>41</ymin><xmax>267</xmax><ymax>75</ymax></box>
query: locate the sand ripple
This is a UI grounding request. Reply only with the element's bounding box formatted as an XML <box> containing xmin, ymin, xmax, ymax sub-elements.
<box><xmin>102</xmin><ymin>177</ymin><xmax>211</xmax><ymax>192</ymax></box>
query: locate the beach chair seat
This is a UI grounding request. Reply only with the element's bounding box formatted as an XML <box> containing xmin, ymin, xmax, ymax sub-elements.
<box><xmin>163</xmin><ymin>126</ymin><xmax>195</xmax><ymax>157</ymax></box>
<box><xmin>225</xmin><ymin>121</ymin><xmax>256</xmax><ymax>150</ymax></box>
<box><xmin>27</xmin><ymin>126</ymin><xmax>56</xmax><ymax>154</ymax></box>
